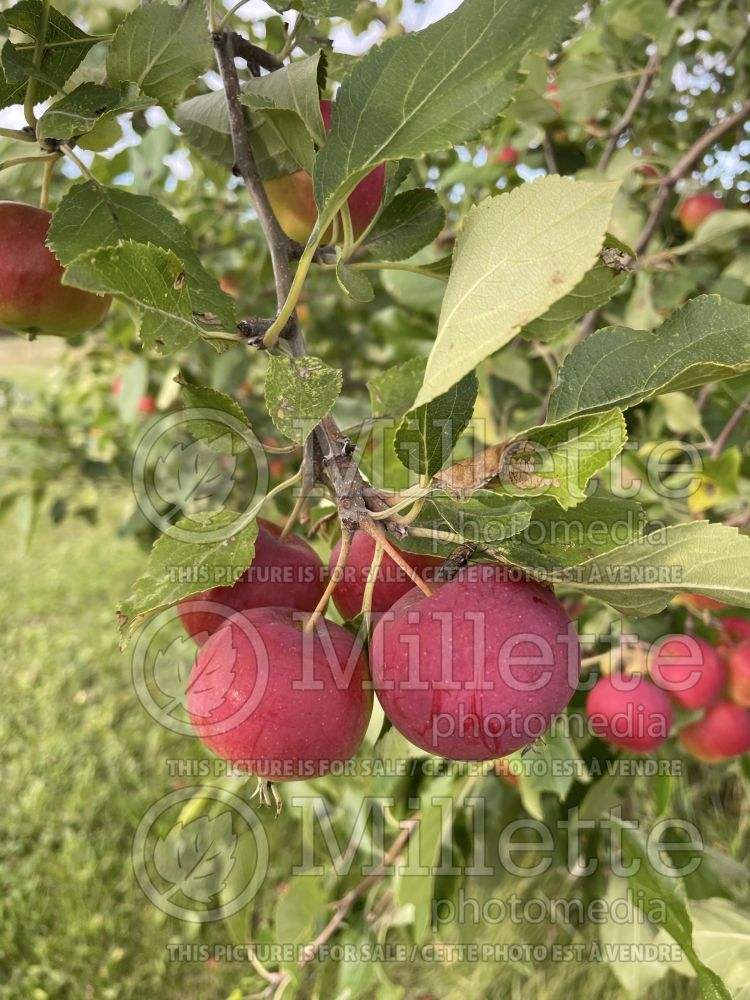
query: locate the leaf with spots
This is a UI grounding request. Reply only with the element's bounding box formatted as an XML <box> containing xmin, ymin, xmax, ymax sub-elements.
<box><xmin>265</xmin><ymin>355</ymin><xmax>343</xmax><ymax>445</ymax></box>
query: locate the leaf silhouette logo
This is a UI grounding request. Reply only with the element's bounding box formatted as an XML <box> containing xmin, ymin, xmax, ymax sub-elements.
<box><xmin>153</xmin><ymin>812</ymin><xmax>237</xmax><ymax>904</ymax></box>
<box><xmin>152</xmin><ymin>633</ymin><xmax>201</xmax><ymax>714</ymax></box>
<box><xmin>152</xmin><ymin>436</ymin><xmax>236</xmax><ymax>517</ymax></box>
<box><xmin>186</xmin><ymin>634</ymin><xmax>239</xmax><ymax>717</ymax></box>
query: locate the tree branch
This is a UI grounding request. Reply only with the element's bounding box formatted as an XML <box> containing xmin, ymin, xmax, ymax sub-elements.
<box><xmin>711</xmin><ymin>391</ymin><xmax>750</xmax><ymax>459</ymax></box>
<box><xmin>209</xmin><ymin>23</ymin><xmax>406</xmax><ymax>538</ymax></box>
<box><xmin>634</xmin><ymin>97</ymin><xmax>750</xmax><ymax>256</ymax></box>
<box><xmin>599</xmin><ymin>0</ymin><xmax>686</xmax><ymax>171</ymax></box>
<box><xmin>298</xmin><ymin>817</ymin><xmax>420</xmax><ymax>967</ymax></box>
<box><xmin>229</xmin><ymin>32</ymin><xmax>283</xmax><ymax>73</ymax></box>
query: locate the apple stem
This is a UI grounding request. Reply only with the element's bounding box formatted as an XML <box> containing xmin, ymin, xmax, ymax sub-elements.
<box><xmin>361</xmin><ymin>541</ymin><xmax>384</xmax><ymax>632</ymax></box>
<box><xmin>362</xmin><ymin>520</ymin><xmax>433</xmax><ymax>598</ymax></box>
<box><xmin>279</xmin><ymin>489</ymin><xmax>306</xmax><ymax>541</ymax></box>
<box><xmin>39</xmin><ymin>156</ymin><xmax>55</xmax><ymax>211</ymax></box>
<box><xmin>303</xmin><ymin>530</ymin><xmax>353</xmax><ymax>633</ymax></box>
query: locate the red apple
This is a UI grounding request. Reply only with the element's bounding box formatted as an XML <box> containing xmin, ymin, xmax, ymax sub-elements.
<box><xmin>636</xmin><ymin>163</ymin><xmax>659</xmax><ymax>178</ymax></box>
<box><xmin>187</xmin><ymin>606</ymin><xmax>371</xmax><ymax>779</ymax></box>
<box><xmin>678</xmin><ymin>701</ymin><xmax>750</xmax><ymax>762</ymax></box>
<box><xmin>678</xmin><ymin>193</ymin><xmax>723</xmax><ymax>234</ymax></box>
<box><xmin>727</xmin><ymin>641</ymin><xmax>750</xmax><ymax>707</ymax></box>
<box><xmin>675</xmin><ymin>592</ymin><xmax>726</xmax><ymax>612</ymax></box>
<box><xmin>178</xmin><ymin>518</ymin><xmax>326</xmax><ymax>644</ymax></box>
<box><xmin>649</xmin><ymin>634</ymin><xmax>726</xmax><ymax>710</ymax></box>
<box><xmin>329</xmin><ymin>532</ymin><xmax>442</xmax><ymax>621</ymax></box>
<box><xmin>370</xmin><ymin>565</ymin><xmax>580</xmax><ymax>761</ymax></box>
<box><xmin>138</xmin><ymin>395</ymin><xmax>156</xmax><ymax>414</ymax></box>
<box><xmin>264</xmin><ymin>100</ymin><xmax>385</xmax><ymax>244</ymax></box>
<box><xmin>0</xmin><ymin>202</ymin><xmax>110</xmax><ymax>337</ymax></box>
<box><xmin>586</xmin><ymin>674</ymin><xmax>673</xmax><ymax>752</ymax></box>
<box><xmin>720</xmin><ymin>616</ymin><xmax>750</xmax><ymax>643</ymax></box>
<box><xmin>495</xmin><ymin>145</ymin><xmax>519</xmax><ymax>166</ymax></box>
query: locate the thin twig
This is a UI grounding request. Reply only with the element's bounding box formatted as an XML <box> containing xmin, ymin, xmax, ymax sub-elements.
<box><xmin>711</xmin><ymin>392</ymin><xmax>750</xmax><ymax>459</ymax></box>
<box><xmin>541</xmin><ymin>133</ymin><xmax>558</xmax><ymax>175</ymax></box>
<box><xmin>634</xmin><ymin>97</ymin><xmax>750</xmax><ymax>256</ymax></box>
<box><xmin>230</xmin><ymin>33</ymin><xmax>283</xmax><ymax>72</ymax></box>
<box><xmin>299</xmin><ymin>817</ymin><xmax>420</xmax><ymax>967</ymax></box>
<box><xmin>600</xmin><ymin>0</ymin><xmax>686</xmax><ymax>171</ymax></box>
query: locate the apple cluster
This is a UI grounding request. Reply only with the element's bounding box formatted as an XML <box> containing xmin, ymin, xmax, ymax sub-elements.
<box><xmin>179</xmin><ymin>523</ymin><xmax>581</xmax><ymax>779</ymax></box>
<box><xmin>586</xmin><ymin>609</ymin><xmax>750</xmax><ymax>762</ymax></box>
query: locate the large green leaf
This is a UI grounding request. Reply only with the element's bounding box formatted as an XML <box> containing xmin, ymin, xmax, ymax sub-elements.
<box><xmin>174</xmin><ymin>89</ymin><xmax>300</xmax><ymax>179</ymax></box>
<box><xmin>107</xmin><ymin>0</ymin><xmax>213</xmax><ymax>103</ymax></box>
<box><xmin>415</xmin><ymin>491</ymin><xmax>533</xmax><ymax>545</ymax></box>
<box><xmin>49</xmin><ymin>183</ymin><xmax>236</xmax><ymax>331</ymax></box>
<box><xmin>556</xmin><ymin>521</ymin><xmax>750</xmax><ymax>616</ymax></box>
<box><xmin>521</xmin><ymin>234</ymin><xmax>632</xmax><ymax>342</ymax></box>
<box><xmin>265</xmin><ymin>355</ymin><xmax>342</xmax><ymax>445</ymax></box>
<box><xmin>312</xmin><ymin>0</ymin><xmax>581</xmax><ymax>225</ymax></box>
<box><xmin>36</xmin><ymin>83</ymin><xmax>152</xmax><ymax>143</ymax></box>
<box><xmin>64</xmin><ymin>241</ymin><xmax>202</xmax><ymax>354</ymax></box>
<box><xmin>175</xmin><ymin>376</ymin><xmax>252</xmax><ymax>456</ymax></box>
<box><xmin>547</xmin><ymin>295</ymin><xmax>750</xmax><ymax>421</ymax></box>
<box><xmin>0</xmin><ymin>1</ymin><xmax>97</xmax><ymax>110</ymax></box>
<box><xmin>395</xmin><ymin>371</ymin><xmax>478</xmax><ymax>478</ymax></box>
<box><xmin>436</xmin><ymin>409</ymin><xmax>627</xmax><ymax>510</ymax></box>
<box><xmin>367</xmin><ymin>357</ymin><xmax>427</xmax><ymax>419</ymax></box>
<box><xmin>620</xmin><ymin>825</ymin><xmax>733</xmax><ymax>1000</ymax></box>
<box><xmin>240</xmin><ymin>52</ymin><xmax>326</xmax><ymax>146</ymax></box>
<box><xmin>363</xmin><ymin>189</ymin><xmax>446</xmax><ymax>262</ymax></box>
<box><xmin>496</xmin><ymin>495</ymin><xmax>646</xmax><ymax>570</ymax></box>
<box><xmin>414</xmin><ymin>178</ymin><xmax>619</xmax><ymax>407</ymax></box>
<box><xmin>117</xmin><ymin>512</ymin><xmax>258</xmax><ymax>643</ymax></box>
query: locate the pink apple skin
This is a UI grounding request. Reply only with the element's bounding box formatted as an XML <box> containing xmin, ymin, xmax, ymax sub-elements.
<box><xmin>678</xmin><ymin>193</ymin><xmax>723</xmax><ymax>234</ymax></box>
<box><xmin>586</xmin><ymin>675</ymin><xmax>673</xmax><ymax>753</ymax></box>
<box><xmin>178</xmin><ymin>518</ymin><xmax>325</xmax><ymax>645</ymax></box>
<box><xmin>263</xmin><ymin>99</ymin><xmax>385</xmax><ymax>243</ymax></box>
<box><xmin>370</xmin><ymin>565</ymin><xmax>580</xmax><ymax>761</ymax></box>
<box><xmin>677</xmin><ymin>592</ymin><xmax>726</xmax><ymax>611</ymax></box>
<box><xmin>649</xmin><ymin>635</ymin><xmax>726</xmax><ymax>710</ymax></box>
<box><xmin>187</xmin><ymin>606</ymin><xmax>371</xmax><ymax>779</ymax></box>
<box><xmin>678</xmin><ymin>701</ymin><xmax>750</xmax><ymax>762</ymax></box>
<box><xmin>727</xmin><ymin>641</ymin><xmax>750</xmax><ymax>708</ymax></box>
<box><xmin>495</xmin><ymin>145</ymin><xmax>519</xmax><ymax>165</ymax></box>
<box><xmin>329</xmin><ymin>532</ymin><xmax>442</xmax><ymax>621</ymax></box>
<box><xmin>721</xmin><ymin>617</ymin><xmax>750</xmax><ymax>643</ymax></box>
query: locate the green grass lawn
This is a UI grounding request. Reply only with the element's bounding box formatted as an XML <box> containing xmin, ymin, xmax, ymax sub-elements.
<box><xmin>0</xmin><ymin>501</ymin><xmax>253</xmax><ymax>999</ymax></box>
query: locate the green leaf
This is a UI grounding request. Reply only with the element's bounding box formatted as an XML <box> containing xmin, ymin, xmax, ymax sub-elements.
<box><xmin>312</xmin><ymin>0</ymin><xmax>582</xmax><ymax>224</ymax></box>
<box><xmin>620</xmin><ymin>825</ymin><xmax>733</xmax><ymax>1000</ymax></box>
<box><xmin>547</xmin><ymin>295</ymin><xmax>750</xmax><ymax>422</ymax></box>
<box><xmin>417</xmin><ymin>491</ymin><xmax>533</xmax><ymax>545</ymax></box>
<box><xmin>414</xmin><ymin>178</ymin><xmax>619</xmax><ymax>408</ymax></box>
<box><xmin>50</xmin><ymin>183</ymin><xmax>236</xmax><ymax>333</ymax></box>
<box><xmin>600</xmin><ymin>876</ymin><xmax>673</xmax><ymax>995</ymax></box>
<box><xmin>521</xmin><ymin>234</ymin><xmax>632</xmax><ymax>342</ymax></box>
<box><xmin>368</xmin><ymin>357</ymin><xmax>427</xmax><ymax>419</ymax></box>
<box><xmin>689</xmin><ymin>898</ymin><xmax>750</xmax><ymax>999</ymax></box>
<box><xmin>512</xmin><ymin>726</ymin><xmax>590</xmax><ymax>820</ymax></box>
<box><xmin>174</xmin><ymin>89</ymin><xmax>300</xmax><ymax>178</ymax></box>
<box><xmin>64</xmin><ymin>241</ymin><xmax>201</xmax><ymax>354</ymax></box>
<box><xmin>117</xmin><ymin>512</ymin><xmax>258</xmax><ymax>642</ymax></box>
<box><xmin>557</xmin><ymin>522</ymin><xmax>750</xmax><ymax>616</ymax></box>
<box><xmin>240</xmin><ymin>53</ymin><xmax>326</xmax><ymax>146</ymax></box>
<box><xmin>0</xmin><ymin>1</ymin><xmax>97</xmax><ymax>109</ymax></box>
<box><xmin>395</xmin><ymin>371</ymin><xmax>478</xmax><ymax>478</ymax></box>
<box><xmin>335</xmin><ymin>255</ymin><xmax>374</xmax><ymax>301</ymax></box>
<box><xmin>275</xmin><ymin>875</ymin><xmax>328</xmax><ymax>977</ymax></box>
<box><xmin>220</xmin><ymin>830</ymin><xmax>264</xmax><ymax>945</ymax></box>
<box><xmin>36</xmin><ymin>83</ymin><xmax>147</xmax><ymax>143</ymax></box>
<box><xmin>496</xmin><ymin>495</ymin><xmax>646</xmax><ymax>571</ymax></box>
<box><xmin>175</xmin><ymin>376</ymin><xmax>252</xmax><ymax>456</ymax></box>
<box><xmin>302</xmin><ymin>0</ymin><xmax>359</xmax><ymax>15</ymax></box>
<box><xmin>363</xmin><ymin>189</ymin><xmax>445</xmax><ymax>261</ymax></box>
<box><xmin>395</xmin><ymin>775</ymin><xmax>455</xmax><ymax>942</ymax></box>
<box><xmin>496</xmin><ymin>409</ymin><xmax>627</xmax><ymax>510</ymax></box>
<box><xmin>107</xmin><ymin>0</ymin><xmax>213</xmax><ymax>103</ymax></box>
<box><xmin>265</xmin><ymin>355</ymin><xmax>342</xmax><ymax>445</ymax></box>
